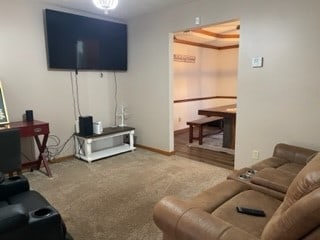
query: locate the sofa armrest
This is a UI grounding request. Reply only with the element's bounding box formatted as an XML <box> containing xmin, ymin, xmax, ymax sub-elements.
<box><xmin>0</xmin><ymin>204</ymin><xmax>28</xmax><ymax>233</ymax></box>
<box><xmin>0</xmin><ymin>176</ymin><xmax>30</xmax><ymax>201</ymax></box>
<box><xmin>273</xmin><ymin>143</ymin><xmax>317</xmax><ymax>165</ymax></box>
<box><xmin>153</xmin><ymin>196</ymin><xmax>258</xmax><ymax>240</ymax></box>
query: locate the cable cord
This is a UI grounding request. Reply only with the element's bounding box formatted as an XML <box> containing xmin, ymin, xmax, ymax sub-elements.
<box><xmin>75</xmin><ymin>72</ymin><xmax>82</xmax><ymax>116</ymax></box>
<box><xmin>45</xmin><ymin>134</ymin><xmax>75</xmax><ymax>160</ymax></box>
<box><xmin>70</xmin><ymin>71</ymin><xmax>82</xmax><ymax>119</ymax></box>
<box><xmin>70</xmin><ymin>72</ymin><xmax>78</xmax><ymax>120</ymax></box>
<box><xmin>113</xmin><ymin>71</ymin><xmax>118</xmax><ymax>126</ymax></box>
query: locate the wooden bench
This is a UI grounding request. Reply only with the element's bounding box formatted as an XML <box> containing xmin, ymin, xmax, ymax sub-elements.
<box><xmin>186</xmin><ymin>116</ymin><xmax>223</xmax><ymax>145</ymax></box>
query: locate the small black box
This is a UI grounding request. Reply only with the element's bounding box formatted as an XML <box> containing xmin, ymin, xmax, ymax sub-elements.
<box><xmin>25</xmin><ymin>110</ymin><xmax>33</xmax><ymax>122</ymax></box>
<box><xmin>79</xmin><ymin>116</ymin><xmax>93</xmax><ymax>136</ymax></box>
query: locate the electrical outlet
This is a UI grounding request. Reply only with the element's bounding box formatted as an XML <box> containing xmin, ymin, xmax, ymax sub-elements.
<box><xmin>195</xmin><ymin>17</ymin><xmax>201</xmax><ymax>25</ymax></box>
<box><xmin>252</xmin><ymin>150</ymin><xmax>259</xmax><ymax>160</ymax></box>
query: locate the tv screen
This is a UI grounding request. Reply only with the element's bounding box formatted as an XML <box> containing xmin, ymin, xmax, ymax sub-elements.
<box><xmin>44</xmin><ymin>9</ymin><xmax>127</xmax><ymax>71</ymax></box>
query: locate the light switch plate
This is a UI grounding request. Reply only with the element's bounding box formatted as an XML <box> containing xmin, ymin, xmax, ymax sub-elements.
<box><xmin>251</xmin><ymin>57</ymin><xmax>263</xmax><ymax>68</ymax></box>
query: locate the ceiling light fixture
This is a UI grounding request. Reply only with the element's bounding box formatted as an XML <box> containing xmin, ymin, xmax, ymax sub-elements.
<box><xmin>92</xmin><ymin>0</ymin><xmax>118</xmax><ymax>14</ymax></box>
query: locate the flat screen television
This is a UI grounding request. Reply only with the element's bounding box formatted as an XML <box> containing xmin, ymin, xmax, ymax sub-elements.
<box><xmin>44</xmin><ymin>9</ymin><xmax>127</xmax><ymax>71</ymax></box>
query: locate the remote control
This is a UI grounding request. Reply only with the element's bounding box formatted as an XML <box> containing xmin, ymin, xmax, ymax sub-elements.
<box><xmin>236</xmin><ymin>206</ymin><xmax>266</xmax><ymax>217</ymax></box>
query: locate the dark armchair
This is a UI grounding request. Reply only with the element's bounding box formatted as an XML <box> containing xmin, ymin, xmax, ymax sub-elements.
<box><xmin>0</xmin><ymin>128</ymin><xmax>21</xmax><ymax>175</ymax></box>
<box><xmin>0</xmin><ymin>172</ymin><xmax>70</xmax><ymax>240</ymax></box>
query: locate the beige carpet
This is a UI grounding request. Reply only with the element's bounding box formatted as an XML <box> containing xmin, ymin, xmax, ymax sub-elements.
<box><xmin>24</xmin><ymin>148</ymin><xmax>231</xmax><ymax>240</ymax></box>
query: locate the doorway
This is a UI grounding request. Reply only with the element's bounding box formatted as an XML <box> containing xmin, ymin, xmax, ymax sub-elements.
<box><xmin>172</xmin><ymin>19</ymin><xmax>240</xmax><ymax>169</ymax></box>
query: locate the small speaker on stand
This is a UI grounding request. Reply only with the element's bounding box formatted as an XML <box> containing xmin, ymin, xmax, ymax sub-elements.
<box><xmin>25</xmin><ymin>110</ymin><xmax>33</xmax><ymax>122</ymax></box>
<box><xmin>79</xmin><ymin>116</ymin><xmax>93</xmax><ymax>136</ymax></box>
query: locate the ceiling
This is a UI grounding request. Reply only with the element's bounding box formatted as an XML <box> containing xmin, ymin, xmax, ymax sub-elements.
<box><xmin>41</xmin><ymin>0</ymin><xmax>196</xmax><ymax>21</ymax></box>
<box><xmin>174</xmin><ymin>20</ymin><xmax>240</xmax><ymax>49</ymax></box>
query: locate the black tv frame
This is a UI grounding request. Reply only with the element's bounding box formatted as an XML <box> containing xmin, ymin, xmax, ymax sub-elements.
<box><xmin>44</xmin><ymin>9</ymin><xmax>127</xmax><ymax>71</ymax></box>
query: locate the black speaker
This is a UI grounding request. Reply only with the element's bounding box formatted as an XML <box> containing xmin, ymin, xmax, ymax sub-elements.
<box><xmin>25</xmin><ymin>110</ymin><xmax>33</xmax><ymax>122</ymax></box>
<box><xmin>79</xmin><ymin>116</ymin><xmax>93</xmax><ymax>136</ymax></box>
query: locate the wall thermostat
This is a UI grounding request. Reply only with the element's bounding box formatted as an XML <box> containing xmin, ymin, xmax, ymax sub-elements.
<box><xmin>252</xmin><ymin>57</ymin><xmax>263</xmax><ymax>68</ymax></box>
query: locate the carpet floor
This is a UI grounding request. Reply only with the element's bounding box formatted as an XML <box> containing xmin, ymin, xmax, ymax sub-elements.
<box><xmin>24</xmin><ymin>148</ymin><xmax>232</xmax><ymax>240</ymax></box>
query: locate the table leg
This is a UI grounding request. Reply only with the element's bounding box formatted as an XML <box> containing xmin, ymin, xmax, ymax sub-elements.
<box><xmin>223</xmin><ymin>117</ymin><xmax>236</xmax><ymax>149</ymax></box>
<box><xmin>199</xmin><ymin>125</ymin><xmax>203</xmax><ymax>145</ymax></box>
<box><xmin>129</xmin><ymin>131</ymin><xmax>134</xmax><ymax>150</ymax></box>
<box><xmin>34</xmin><ymin>134</ymin><xmax>52</xmax><ymax>177</ymax></box>
<box><xmin>189</xmin><ymin>125</ymin><xmax>193</xmax><ymax>143</ymax></box>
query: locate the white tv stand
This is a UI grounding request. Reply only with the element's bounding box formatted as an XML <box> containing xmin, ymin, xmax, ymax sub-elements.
<box><xmin>74</xmin><ymin>126</ymin><xmax>135</xmax><ymax>162</ymax></box>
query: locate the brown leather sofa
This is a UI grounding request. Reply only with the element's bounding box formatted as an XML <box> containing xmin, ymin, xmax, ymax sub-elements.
<box><xmin>227</xmin><ymin>143</ymin><xmax>317</xmax><ymax>200</ymax></box>
<box><xmin>153</xmin><ymin>143</ymin><xmax>319</xmax><ymax>240</ymax></box>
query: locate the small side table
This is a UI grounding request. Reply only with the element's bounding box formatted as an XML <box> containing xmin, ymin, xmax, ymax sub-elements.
<box><xmin>74</xmin><ymin>126</ymin><xmax>135</xmax><ymax>163</ymax></box>
<box><xmin>8</xmin><ymin>120</ymin><xmax>52</xmax><ymax>177</ymax></box>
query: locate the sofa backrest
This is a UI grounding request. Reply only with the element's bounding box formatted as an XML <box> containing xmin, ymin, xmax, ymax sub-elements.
<box><xmin>261</xmin><ymin>153</ymin><xmax>320</xmax><ymax>240</ymax></box>
<box><xmin>273</xmin><ymin>143</ymin><xmax>317</xmax><ymax>165</ymax></box>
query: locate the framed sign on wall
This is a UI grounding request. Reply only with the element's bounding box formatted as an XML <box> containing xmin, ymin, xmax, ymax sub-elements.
<box><xmin>0</xmin><ymin>81</ymin><xmax>9</xmax><ymax>125</ymax></box>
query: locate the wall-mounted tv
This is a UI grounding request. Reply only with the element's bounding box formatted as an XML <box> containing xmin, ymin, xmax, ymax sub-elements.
<box><xmin>44</xmin><ymin>9</ymin><xmax>127</xmax><ymax>71</ymax></box>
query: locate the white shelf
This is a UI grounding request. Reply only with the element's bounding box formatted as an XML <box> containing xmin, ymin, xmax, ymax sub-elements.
<box><xmin>75</xmin><ymin>144</ymin><xmax>135</xmax><ymax>162</ymax></box>
<box><xmin>74</xmin><ymin>127</ymin><xmax>135</xmax><ymax>163</ymax></box>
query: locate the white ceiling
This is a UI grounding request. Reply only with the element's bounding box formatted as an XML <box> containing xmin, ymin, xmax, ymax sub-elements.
<box><xmin>41</xmin><ymin>0</ymin><xmax>196</xmax><ymax>21</ymax></box>
<box><xmin>175</xmin><ymin>20</ymin><xmax>240</xmax><ymax>48</ymax></box>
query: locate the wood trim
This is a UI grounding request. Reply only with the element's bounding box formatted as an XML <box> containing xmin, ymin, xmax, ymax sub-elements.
<box><xmin>174</xmin><ymin>38</ymin><xmax>239</xmax><ymax>50</ymax></box>
<box><xmin>174</xmin><ymin>96</ymin><xmax>237</xmax><ymax>103</ymax></box>
<box><xmin>192</xmin><ymin>29</ymin><xmax>240</xmax><ymax>39</ymax></box>
<box><xmin>175</xmin><ymin>38</ymin><xmax>219</xmax><ymax>50</ymax></box>
<box><xmin>174</xmin><ymin>127</ymin><xmax>189</xmax><ymax>135</ymax></box>
<box><xmin>49</xmin><ymin>155</ymin><xmax>74</xmax><ymax>163</ymax></box>
<box><xmin>135</xmin><ymin>144</ymin><xmax>175</xmax><ymax>156</ymax></box>
<box><xmin>218</xmin><ymin>45</ymin><xmax>240</xmax><ymax>50</ymax></box>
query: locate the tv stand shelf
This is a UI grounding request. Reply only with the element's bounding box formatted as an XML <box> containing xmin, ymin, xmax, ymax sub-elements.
<box><xmin>74</xmin><ymin>126</ymin><xmax>135</xmax><ymax>162</ymax></box>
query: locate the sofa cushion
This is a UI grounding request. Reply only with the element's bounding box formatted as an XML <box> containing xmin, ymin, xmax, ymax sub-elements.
<box><xmin>272</xmin><ymin>143</ymin><xmax>317</xmax><ymax>165</ymax></box>
<box><xmin>191</xmin><ymin>180</ymin><xmax>251</xmax><ymax>212</ymax></box>
<box><xmin>250</xmin><ymin>168</ymin><xmax>296</xmax><ymax>193</ymax></box>
<box><xmin>284</xmin><ymin>153</ymin><xmax>320</xmax><ymax>208</ymax></box>
<box><xmin>262</xmin><ymin>153</ymin><xmax>320</xmax><ymax>239</ymax></box>
<box><xmin>212</xmin><ymin>190</ymin><xmax>282</xmax><ymax>238</ymax></box>
<box><xmin>0</xmin><ymin>201</ymin><xmax>8</xmax><ymax>208</ymax></box>
<box><xmin>251</xmin><ymin>143</ymin><xmax>317</xmax><ymax>172</ymax></box>
<box><xmin>276</xmin><ymin>162</ymin><xmax>304</xmax><ymax>175</ymax></box>
<box><xmin>251</xmin><ymin>157</ymin><xmax>290</xmax><ymax>171</ymax></box>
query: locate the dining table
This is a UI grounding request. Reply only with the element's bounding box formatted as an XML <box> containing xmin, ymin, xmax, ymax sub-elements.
<box><xmin>198</xmin><ymin>104</ymin><xmax>236</xmax><ymax>149</ymax></box>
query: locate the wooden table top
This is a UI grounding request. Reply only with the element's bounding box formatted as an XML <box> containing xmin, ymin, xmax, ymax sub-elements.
<box><xmin>198</xmin><ymin>104</ymin><xmax>237</xmax><ymax>117</ymax></box>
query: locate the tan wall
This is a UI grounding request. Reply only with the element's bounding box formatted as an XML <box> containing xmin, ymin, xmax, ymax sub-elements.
<box><xmin>125</xmin><ymin>0</ymin><xmax>320</xmax><ymax>168</ymax></box>
<box><xmin>0</xmin><ymin>1</ymin><xmax>126</xmax><ymax>157</ymax></box>
<box><xmin>1</xmin><ymin>0</ymin><xmax>320</xmax><ymax>168</ymax></box>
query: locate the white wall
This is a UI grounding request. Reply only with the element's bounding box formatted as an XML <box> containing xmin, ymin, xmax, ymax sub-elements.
<box><xmin>173</xmin><ymin>43</ymin><xmax>238</xmax><ymax>131</ymax></box>
<box><xmin>125</xmin><ymin>0</ymin><xmax>320</xmax><ymax>168</ymax></box>
<box><xmin>2</xmin><ymin>1</ymin><xmax>320</xmax><ymax>169</ymax></box>
<box><xmin>0</xmin><ymin>1</ymin><xmax>126</xmax><ymax>157</ymax></box>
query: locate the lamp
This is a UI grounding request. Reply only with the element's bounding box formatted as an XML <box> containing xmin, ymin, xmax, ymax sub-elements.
<box><xmin>92</xmin><ymin>0</ymin><xmax>118</xmax><ymax>14</ymax></box>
